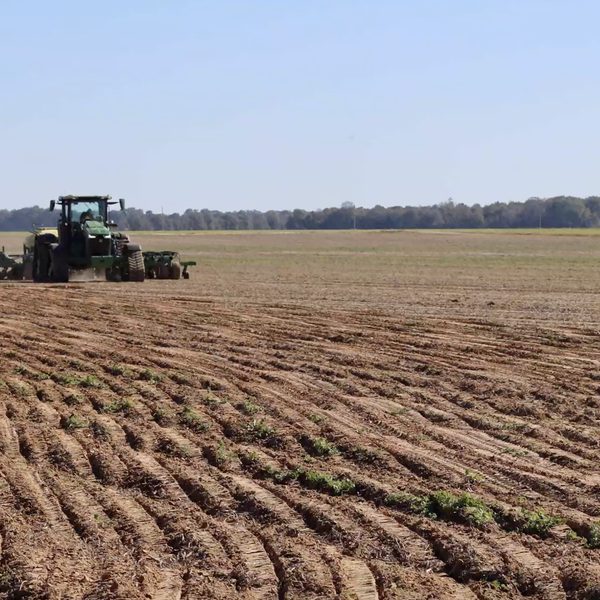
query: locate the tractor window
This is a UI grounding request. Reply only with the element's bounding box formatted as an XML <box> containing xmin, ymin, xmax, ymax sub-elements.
<box><xmin>70</xmin><ymin>202</ymin><xmax>106</xmax><ymax>225</ymax></box>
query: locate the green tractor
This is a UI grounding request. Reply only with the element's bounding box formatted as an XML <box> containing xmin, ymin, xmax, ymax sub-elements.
<box><xmin>32</xmin><ymin>195</ymin><xmax>144</xmax><ymax>283</ymax></box>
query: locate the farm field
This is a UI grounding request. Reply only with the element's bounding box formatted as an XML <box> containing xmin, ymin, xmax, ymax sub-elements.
<box><xmin>1</xmin><ymin>230</ymin><xmax>600</xmax><ymax>599</ymax></box>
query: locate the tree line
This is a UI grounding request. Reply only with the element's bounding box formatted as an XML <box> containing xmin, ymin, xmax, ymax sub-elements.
<box><xmin>2</xmin><ymin>196</ymin><xmax>600</xmax><ymax>231</ymax></box>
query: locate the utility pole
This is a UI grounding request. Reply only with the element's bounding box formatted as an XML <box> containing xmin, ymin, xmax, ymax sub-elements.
<box><xmin>162</xmin><ymin>206</ymin><xmax>165</xmax><ymax>231</ymax></box>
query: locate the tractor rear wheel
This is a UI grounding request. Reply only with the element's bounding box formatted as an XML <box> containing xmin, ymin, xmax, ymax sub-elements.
<box><xmin>23</xmin><ymin>258</ymin><xmax>33</xmax><ymax>281</ymax></box>
<box><xmin>170</xmin><ymin>262</ymin><xmax>181</xmax><ymax>280</ymax></box>
<box><xmin>33</xmin><ymin>241</ymin><xmax>50</xmax><ymax>283</ymax></box>
<box><xmin>128</xmin><ymin>250</ymin><xmax>145</xmax><ymax>282</ymax></box>
<box><xmin>50</xmin><ymin>251</ymin><xmax>69</xmax><ymax>283</ymax></box>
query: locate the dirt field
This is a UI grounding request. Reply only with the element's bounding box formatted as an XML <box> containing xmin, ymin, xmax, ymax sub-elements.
<box><xmin>1</xmin><ymin>229</ymin><xmax>600</xmax><ymax>599</ymax></box>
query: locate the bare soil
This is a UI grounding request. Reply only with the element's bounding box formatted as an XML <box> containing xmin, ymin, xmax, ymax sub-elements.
<box><xmin>0</xmin><ymin>230</ymin><xmax>599</xmax><ymax>599</ymax></box>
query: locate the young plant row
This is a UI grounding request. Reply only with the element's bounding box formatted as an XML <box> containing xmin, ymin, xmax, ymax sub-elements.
<box><xmin>241</xmin><ymin>453</ymin><xmax>600</xmax><ymax>547</ymax></box>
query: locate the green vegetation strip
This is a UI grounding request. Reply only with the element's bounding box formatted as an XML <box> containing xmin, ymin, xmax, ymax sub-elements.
<box><xmin>249</xmin><ymin>458</ymin><xmax>589</xmax><ymax>541</ymax></box>
<box><xmin>179</xmin><ymin>406</ymin><xmax>211</xmax><ymax>432</ymax></box>
<box><xmin>261</xmin><ymin>465</ymin><xmax>355</xmax><ymax>496</ymax></box>
<box><xmin>588</xmin><ymin>523</ymin><xmax>600</xmax><ymax>549</ymax></box>
<box><xmin>385</xmin><ymin>491</ymin><xmax>494</xmax><ymax>528</ymax></box>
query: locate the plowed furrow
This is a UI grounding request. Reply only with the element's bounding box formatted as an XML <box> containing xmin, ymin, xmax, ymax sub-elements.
<box><xmin>339</xmin><ymin>557</ymin><xmax>379</xmax><ymax>600</ymax></box>
<box><xmin>254</xmin><ymin>525</ymin><xmax>335</xmax><ymax>600</ymax></box>
<box><xmin>0</xmin><ymin>466</ymin><xmax>96</xmax><ymax>598</ymax></box>
<box><xmin>353</xmin><ymin>503</ymin><xmax>443</xmax><ymax>570</ymax></box>
<box><xmin>220</xmin><ymin>473</ymin><xmax>307</xmax><ymax>531</ymax></box>
<box><xmin>493</xmin><ymin>535</ymin><xmax>566</xmax><ymax>599</ymax></box>
<box><xmin>116</xmin><ymin>450</ymin><xmax>283</xmax><ymax>598</ymax></box>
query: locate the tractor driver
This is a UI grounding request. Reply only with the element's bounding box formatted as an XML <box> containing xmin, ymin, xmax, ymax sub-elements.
<box><xmin>80</xmin><ymin>210</ymin><xmax>94</xmax><ymax>224</ymax></box>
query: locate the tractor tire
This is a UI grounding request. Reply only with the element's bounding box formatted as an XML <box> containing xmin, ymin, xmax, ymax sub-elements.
<box><xmin>33</xmin><ymin>241</ymin><xmax>50</xmax><ymax>283</ymax></box>
<box><xmin>170</xmin><ymin>262</ymin><xmax>181</xmax><ymax>280</ymax></box>
<box><xmin>14</xmin><ymin>265</ymin><xmax>28</xmax><ymax>280</ymax></box>
<box><xmin>105</xmin><ymin>268</ymin><xmax>122</xmax><ymax>282</ymax></box>
<box><xmin>23</xmin><ymin>259</ymin><xmax>33</xmax><ymax>281</ymax></box>
<box><xmin>31</xmin><ymin>251</ymin><xmax>38</xmax><ymax>282</ymax></box>
<box><xmin>127</xmin><ymin>250</ymin><xmax>145</xmax><ymax>282</ymax></box>
<box><xmin>157</xmin><ymin>265</ymin><xmax>170</xmax><ymax>279</ymax></box>
<box><xmin>50</xmin><ymin>251</ymin><xmax>69</xmax><ymax>283</ymax></box>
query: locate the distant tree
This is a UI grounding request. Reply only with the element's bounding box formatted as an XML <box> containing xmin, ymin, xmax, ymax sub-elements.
<box><xmin>543</xmin><ymin>197</ymin><xmax>591</xmax><ymax>228</ymax></box>
<box><xmin>437</xmin><ymin>199</ymin><xmax>456</xmax><ymax>228</ymax></box>
<box><xmin>416</xmin><ymin>207</ymin><xmax>444</xmax><ymax>228</ymax></box>
<box><xmin>201</xmin><ymin>209</ymin><xmax>215</xmax><ymax>230</ymax></box>
<box><xmin>484</xmin><ymin>202</ymin><xmax>516</xmax><ymax>228</ymax></box>
<box><xmin>2</xmin><ymin>195</ymin><xmax>600</xmax><ymax>232</ymax></box>
<box><xmin>264</xmin><ymin>210</ymin><xmax>282</xmax><ymax>229</ymax></box>
<box><xmin>584</xmin><ymin>197</ymin><xmax>600</xmax><ymax>226</ymax></box>
<box><xmin>286</xmin><ymin>209</ymin><xmax>308</xmax><ymax>230</ymax></box>
<box><xmin>222</xmin><ymin>213</ymin><xmax>239</xmax><ymax>230</ymax></box>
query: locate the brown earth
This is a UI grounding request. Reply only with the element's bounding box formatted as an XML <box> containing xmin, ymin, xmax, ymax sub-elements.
<box><xmin>0</xmin><ymin>230</ymin><xmax>600</xmax><ymax>599</ymax></box>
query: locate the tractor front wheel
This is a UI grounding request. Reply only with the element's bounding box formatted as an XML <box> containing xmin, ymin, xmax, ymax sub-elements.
<box><xmin>105</xmin><ymin>267</ymin><xmax>121</xmax><ymax>282</ymax></box>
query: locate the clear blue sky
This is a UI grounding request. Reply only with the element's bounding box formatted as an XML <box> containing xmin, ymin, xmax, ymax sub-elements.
<box><xmin>1</xmin><ymin>0</ymin><xmax>599</xmax><ymax>214</ymax></box>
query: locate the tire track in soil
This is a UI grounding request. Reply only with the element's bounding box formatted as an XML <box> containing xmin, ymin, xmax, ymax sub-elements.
<box><xmin>0</xmin><ymin>410</ymin><xmax>99</xmax><ymax>598</ymax></box>
<box><xmin>170</xmin><ymin>461</ymin><xmax>336</xmax><ymax>599</ymax></box>
<box><xmin>218</xmin><ymin>473</ymin><xmax>382</xmax><ymax>598</ymax></box>
<box><xmin>116</xmin><ymin>447</ymin><xmax>282</xmax><ymax>599</ymax></box>
<box><xmin>91</xmin><ymin>487</ymin><xmax>184</xmax><ymax>600</ymax></box>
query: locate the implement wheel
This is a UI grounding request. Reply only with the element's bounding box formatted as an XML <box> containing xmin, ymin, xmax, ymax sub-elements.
<box><xmin>157</xmin><ymin>265</ymin><xmax>170</xmax><ymax>279</ymax></box>
<box><xmin>170</xmin><ymin>262</ymin><xmax>181</xmax><ymax>280</ymax></box>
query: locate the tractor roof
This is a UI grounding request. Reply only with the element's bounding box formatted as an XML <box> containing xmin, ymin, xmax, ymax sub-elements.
<box><xmin>58</xmin><ymin>195</ymin><xmax>112</xmax><ymax>203</ymax></box>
